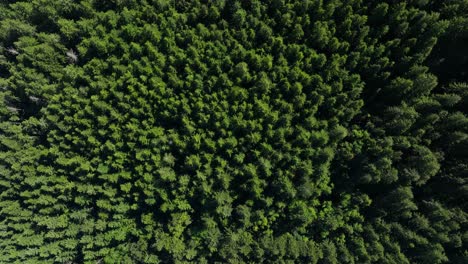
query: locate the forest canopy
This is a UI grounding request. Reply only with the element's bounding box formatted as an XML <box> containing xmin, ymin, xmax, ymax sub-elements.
<box><xmin>0</xmin><ymin>0</ymin><xmax>467</xmax><ymax>263</ymax></box>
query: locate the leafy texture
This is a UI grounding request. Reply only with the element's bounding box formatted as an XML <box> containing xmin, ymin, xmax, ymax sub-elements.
<box><xmin>0</xmin><ymin>0</ymin><xmax>466</xmax><ymax>263</ymax></box>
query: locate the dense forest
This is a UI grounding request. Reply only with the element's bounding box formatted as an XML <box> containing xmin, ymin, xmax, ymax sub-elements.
<box><xmin>0</xmin><ymin>0</ymin><xmax>467</xmax><ymax>263</ymax></box>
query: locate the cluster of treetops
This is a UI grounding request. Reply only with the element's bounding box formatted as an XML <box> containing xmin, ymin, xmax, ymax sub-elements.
<box><xmin>0</xmin><ymin>0</ymin><xmax>466</xmax><ymax>263</ymax></box>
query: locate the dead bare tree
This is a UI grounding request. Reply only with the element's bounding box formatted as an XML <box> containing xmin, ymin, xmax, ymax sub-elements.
<box><xmin>6</xmin><ymin>47</ymin><xmax>19</xmax><ymax>56</ymax></box>
<box><xmin>66</xmin><ymin>49</ymin><xmax>78</xmax><ymax>64</ymax></box>
<box><xmin>28</xmin><ymin>95</ymin><xmax>42</xmax><ymax>103</ymax></box>
<box><xmin>6</xmin><ymin>106</ymin><xmax>21</xmax><ymax>113</ymax></box>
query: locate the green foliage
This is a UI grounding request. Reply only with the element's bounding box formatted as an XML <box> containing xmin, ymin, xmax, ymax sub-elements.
<box><xmin>0</xmin><ymin>0</ymin><xmax>466</xmax><ymax>263</ymax></box>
